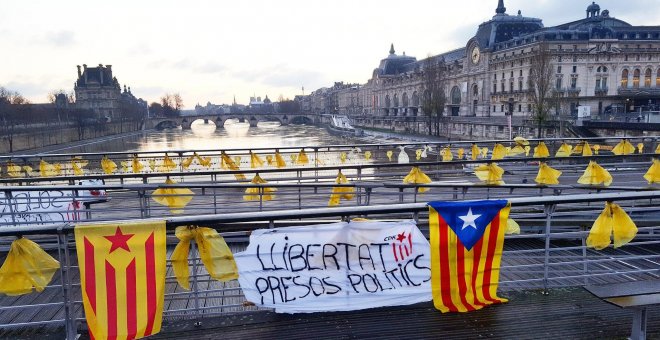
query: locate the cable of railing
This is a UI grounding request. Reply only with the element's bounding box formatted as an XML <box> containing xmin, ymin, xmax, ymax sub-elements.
<box><xmin>3</xmin><ymin>135</ymin><xmax>658</xmax><ymax>160</ymax></box>
<box><xmin>1</xmin><ymin>152</ymin><xmax>658</xmax><ymax>184</ymax></box>
<box><xmin>2</xmin><ymin>190</ymin><xmax>658</xmax><ymax>237</ymax></box>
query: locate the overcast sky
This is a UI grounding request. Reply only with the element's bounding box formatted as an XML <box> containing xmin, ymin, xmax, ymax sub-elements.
<box><xmin>1</xmin><ymin>0</ymin><xmax>658</xmax><ymax>106</ymax></box>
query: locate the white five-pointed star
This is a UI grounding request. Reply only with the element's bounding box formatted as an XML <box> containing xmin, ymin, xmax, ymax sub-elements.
<box><xmin>458</xmin><ymin>208</ymin><xmax>481</xmax><ymax>230</ymax></box>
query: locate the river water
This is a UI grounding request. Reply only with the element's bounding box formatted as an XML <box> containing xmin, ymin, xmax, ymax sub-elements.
<box><xmin>39</xmin><ymin>120</ymin><xmax>401</xmax><ymax>155</ymax></box>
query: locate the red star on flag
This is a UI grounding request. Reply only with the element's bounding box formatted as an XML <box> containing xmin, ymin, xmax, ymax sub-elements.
<box><xmin>104</xmin><ymin>227</ymin><xmax>135</xmax><ymax>253</ymax></box>
<box><xmin>396</xmin><ymin>232</ymin><xmax>406</xmax><ymax>242</ymax></box>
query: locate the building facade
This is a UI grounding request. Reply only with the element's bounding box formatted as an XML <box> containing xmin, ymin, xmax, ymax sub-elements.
<box><xmin>311</xmin><ymin>1</ymin><xmax>660</xmax><ymax>123</ymax></box>
<box><xmin>74</xmin><ymin>64</ymin><xmax>122</xmax><ymax>119</ymax></box>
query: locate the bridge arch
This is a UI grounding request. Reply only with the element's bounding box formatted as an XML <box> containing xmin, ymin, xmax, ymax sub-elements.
<box><xmin>290</xmin><ymin>116</ymin><xmax>314</xmax><ymax>125</ymax></box>
<box><xmin>154</xmin><ymin>120</ymin><xmax>179</xmax><ymax>130</ymax></box>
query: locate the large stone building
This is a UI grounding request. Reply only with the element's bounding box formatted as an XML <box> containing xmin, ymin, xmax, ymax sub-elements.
<box><xmin>314</xmin><ymin>0</ymin><xmax>660</xmax><ymax>126</ymax></box>
<box><xmin>74</xmin><ymin>64</ymin><xmax>147</xmax><ymax>121</ymax></box>
<box><xmin>74</xmin><ymin>64</ymin><xmax>121</xmax><ymax>119</ymax></box>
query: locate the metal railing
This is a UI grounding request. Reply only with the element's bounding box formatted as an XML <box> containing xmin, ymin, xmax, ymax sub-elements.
<box><xmin>0</xmin><ymin>191</ymin><xmax>659</xmax><ymax>339</ymax></box>
<box><xmin>1</xmin><ymin>136</ymin><xmax>657</xmax><ymax>182</ymax></box>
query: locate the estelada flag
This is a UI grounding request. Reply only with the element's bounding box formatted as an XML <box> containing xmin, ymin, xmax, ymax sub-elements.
<box><xmin>427</xmin><ymin>200</ymin><xmax>510</xmax><ymax>313</ymax></box>
<box><xmin>75</xmin><ymin>221</ymin><xmax>167</xmax><ymax>339</ymax></box>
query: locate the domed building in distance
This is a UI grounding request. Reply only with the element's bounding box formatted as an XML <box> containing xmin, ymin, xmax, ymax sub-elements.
<box><xmin>316</xmin><ymin>0</ymin><xmax>660</xmax><ymax>137</ymax></box>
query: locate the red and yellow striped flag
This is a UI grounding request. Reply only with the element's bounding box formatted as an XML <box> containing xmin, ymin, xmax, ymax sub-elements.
<box><xmin>427</xmin><ymin>200</ymin><xmax>509</xmax><ymax>313</ymax></box>
<box><xmin>75</xmin><ymin>221</ymin><xmax>167</xmax><ymax>339</ymax></box>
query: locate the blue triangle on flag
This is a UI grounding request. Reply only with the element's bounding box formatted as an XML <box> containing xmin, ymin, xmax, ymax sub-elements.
<box><xmin>428</xmin><ymin>200</ymin><xmax>508</xmax><ymax>250</ymax></box>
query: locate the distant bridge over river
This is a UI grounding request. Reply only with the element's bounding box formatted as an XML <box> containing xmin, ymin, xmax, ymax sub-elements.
<box><xmin>145</xmin><ymin>113</ymin><xmax>324</xmax><ymax>129</ymax></box>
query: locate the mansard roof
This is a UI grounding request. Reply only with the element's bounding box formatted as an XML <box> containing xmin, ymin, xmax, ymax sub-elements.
<box><xmin>473</xmin><ymin>4</ymin><xmax>544</xmax><ymax>50</ymax></box>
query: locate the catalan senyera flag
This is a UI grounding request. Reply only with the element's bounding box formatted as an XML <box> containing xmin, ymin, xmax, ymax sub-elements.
<box><xmin>427</xmin><ymin>200</ymin><xmax>509</xmax><ymax>313</ymax></box>
<box><xmin>75</xmin><ymin>221</ymin><xmax>167</xmax><ymax>340</ymax></box>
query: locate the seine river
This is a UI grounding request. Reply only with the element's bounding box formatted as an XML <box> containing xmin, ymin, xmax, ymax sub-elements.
<box><xmin>38</xmin><ymin>120</ymin><xmax>399</xmax><ymax>155</ymax></box>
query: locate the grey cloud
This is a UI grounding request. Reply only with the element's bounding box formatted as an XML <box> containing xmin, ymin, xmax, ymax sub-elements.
<box><xmin>194</xmin><ymin>62</ymin><xmax>226</xmax><ymax>74</ymax></box>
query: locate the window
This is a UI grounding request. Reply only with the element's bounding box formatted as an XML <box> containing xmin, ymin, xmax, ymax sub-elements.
<box><xmin>573</xmin><ymin>55</ymin><xmax>577</xmax><ymax>62</ymax></box>
<box><xmin>511</xmin><ymin>71</ymin><xmax>514</xmax><ymax>77</ymax></box>
<box><xmin>558</xmin><ymin>56</ymin><xmax>562</xmax><ymax>62</ymax></box>
<box><xmin>621</xmin><ymin>69</ymin><xmax>629</xmax><ymax>88</ymax></box>
<box><xmin>501</xmin><ymin>105</ymin><xmax>504</xmax><ymax>112</ymax></box>
<box><xmin>645</xmin><ymin>68</ymin><xmax>652</xmax><ymax>87</ymax></box>
<box><xmin>656</xmin><ymin>69</ymin><xmax>660</xmax><ymax>87</ymax></box>
<box><xmin>518</xmin><ymin>104</ymin><xmax>522</xmax><ymax>112</ymax></box>
<box><xmin>494</xmin><ymin>74</ymin><xmax>497</xmax><ymax>80</ymax></box>
<box><xmin>572</xmin><ymin>66</ymin><xmax>577</xmax><ymax>73</ymax></box>
<box><xmin>519</xmin><ymin>80</ymin><xmax>523</xmax><ymax>91</ymax></box>
<box><xmin>570</xmin><ymin>77</ymin><xmax>577</xmax><ymax>89</ymax></box>
<box><xmin>520</xmin><ymin>70</ymin><xmax>523</xmax><ymax>76</ymax></box>
<box><xmin>509</xmin><ymin>81</ymin><xmax>514</xmax><ymax>92</ymax></box>
<box><xmin>633</xmin><ymin>69</ymin><xmax>641</xmax><ymax>88</ymax></box>
<box><xmin>493</xmin><ymin>83</ymin><xmax>497</xmax><ymax>93</ymax></box>
<box><xmin>528</xmin><ymin>104</ymin><xmax>532</xmax><ymax>112</ymax></box>
<box><xmin>493</xmin><ymin>105</ymin><xmax>497</xmax><ymax>112</ymax></box>
<box><xmin>556</xmin><ymin>77</ymin><xmax>563</xmax><ymax>90</ymax></box>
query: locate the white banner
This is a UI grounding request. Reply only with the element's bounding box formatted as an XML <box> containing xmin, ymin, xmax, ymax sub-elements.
<box><xmin>0</xmin><ymin>190</ymin><xmax>82</xmax><ymax>226</ymax></box>
<box><xmin>235</xmin><ymin>221</ymin><xmax>432</xmax><ymax>313</ymax></box>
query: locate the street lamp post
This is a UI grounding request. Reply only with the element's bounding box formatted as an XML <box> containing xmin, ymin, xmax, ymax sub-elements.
<box><xmin>507</xmin><ymin>98</ymin><xmax>514</xmax><ymax>140</ymax></box>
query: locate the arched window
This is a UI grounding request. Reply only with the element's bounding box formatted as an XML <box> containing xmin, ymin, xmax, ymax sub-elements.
<box><xmin>385</xmin><ymin>95</ymin><xmax>391</xmax><ymax>108</ymax></box>
<box><xmin>621</xmin><ymin>69</ymin><xmax>629</xmax><ymax>88</ymax></box>
<box><xmin>645</xmin><ymin>68</ymin><xmax>652</xmax><ymax>87</ymax></box>
<box><xmin>633</xmin><ymin>69</ymin><xmax>640</xmax><ymax>88</ymax></box>
<box><xmin>450</xmin><ymin>86</ymin><xmax>461</xmax><ymax>105</ymax></box>
<box><xmin>412</xmin><ymin>91</ymin><xmax>420</xmax><ymax>106</ymax></box>
<box><xmin>393</xmin><ymin>94</ymin><xmax>399</xmax><ymax>108</ymax></box>
<box><xmin>402</xmin><ymin>92</ymin><xmax>409</xmax><ymax>107</ymax></box>
<box><xmin>472</xmin><ymin>84</ymin><xmax>478</xmax><ymax>97</ymax></box>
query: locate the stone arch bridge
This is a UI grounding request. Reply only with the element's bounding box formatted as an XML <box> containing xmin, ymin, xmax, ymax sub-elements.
<box><xmin>145</xmin><ymin>113</ymin><xmax>322</xmax><ymax>130</ymax></box>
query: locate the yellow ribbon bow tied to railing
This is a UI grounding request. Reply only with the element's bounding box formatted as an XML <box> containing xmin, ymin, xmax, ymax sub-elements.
<box><xmin>587</xmin><ymin>202</ymin><xmax>637</xmax><ymax>250</ymax></box>
<box><xmin>70</xmin><ymin>157</ymin><xmax>88</xmax><ymax>176</ymax></box>
<box><xmin>297</xmin><ymin>149</ymin><xmax>309</xmax><ymax>165</ymax></box>
<box><xmin>244</xmin><ymin>174</ymin><xmax>276</xmax><ymax>201</ymax></box>
<box><xmin>403</xmin><ymin>166</ymin><xmax>432</xmax><ymax>193</ymax></box>
<box><xmin>161</xmin><ymin>154</ymin><xmax>177</xmax><ymax>172</ymax></box>
<box><xmin>266</xmin><ymin>155</ymin><xmax>275</xmax><ymax>166</ymax></box>
<box><xmin>250</xmin><ymin>152</ymin><xmax>264</xmax><ymax>169</ymax></box>
<box><xmin>0</xmin><ymin>237</ymin><xmax>60</xmax><ymax>296</ymax></box>
<box><xmin>581</xmin><ymin>141</ymin><xmax>593</xmax><ymax>156</ymax></box>
<box><xmin>131</xmin><ymin>155</ymin><xmax>144</xmax><ymax>173</ymax></box>
<box><xmin>171</xmin><ymin>226</ymin><xmax>239</xmax><ymax>290</ymax></box>
<box><xmin>508</xmin><ymin>137</ymin><xmax>529</xmax><ymax>156</ymax></box>
<box><xmin>474</xmin><ymin>163</ymin><xmax>505</xmax><ymax>185</ymax></box>
<box><xmin>386</xmin><ymin>150</ymin><xmax>394</xmax><ymax>162</ymax></box>
<box><xmin>415</xmin><ymin>149</ymin><xmax>423</xmax><ymax>161</ymax></box>
<box><xmin>555</xmin><ymin>143</ymin><xmax>573</xmax><ymax>157</ymax></box>
<box><xmin>535</xmin><ymin>162</ymin><xmax>562</xmax><ymax>185</ymax></box>
<box><xmin>457</xmin><ymin>148</ymin><xmax>465</xmax><ymax>160</ymax></box>
<box><xmin>593</xmin><ymin>144</ymin><xmax>600</xmax><ymax>155</ymax></box>
<box><xmin>340</xmin><ymin>152</ymin><xmax>348</xmax><ymax>163</ymax></box>
<box><xmin>328</xmin><ymin>170</ymin><xmax>354</xmax><ymax>206</ymax></box>
<box><xmin>441</xmin><ymin>147</ymin><xmax>453</xmax><ymax>162</ymax></box>
<box><xmin>6</xmin><ymin>161</ymin><xmax>22</xmax><ymax>178</ymax></box>
<box><xmin>656</xmin><ymin>144</ymin><xmax>660</xmax><ymax>154</ymax></box>
<box><xmin>637</xmin><ymin>143</ymin><xmax>644</xmax><ymax>154</ymax></box>
<box><xmin>644</xmin><ymin>159</ymin><xmax>660</xmax><ymax>184</ymax></box>
<box><xmin>101</xmin><ymin>156</ymin><xmax>118</xmax><ymax>174</ymax></box>
<box><xmin>151</xmin><ymin>178</ymin><xmax>195</xmax><ymax>214</ymax></box>
<box><xmin>578</xmin><ymin>160</ymin><xmax>613</xmax><ymax>186</ymax></box>
<box><xmin>612</xmin><ymin>139</ymin><xmax>635</xmax><ymax>155</ymax></box>
<box><xmin>274</xmin><ymin>151</ymin><xmax>287</xmax><ymax>168</ymax></box>
<box><xmin>364</xmin><ymin>151</ymin><xmax>372</xmax><ymax>161</ymax></box>
<box><xmin>491</xmin><ymin>144</ymin><xmax>506</xmax><ymax>160</ymax></box>
<box><xmin>39</xmin><ymin>159</ymin><xmax>60</xmax><ymax>177</ymax></box>
<box><xmin>471</xmin><ymin>144</ymin><xmax>479</xmax><ymax>161</ymax></box>
<box><xmin>148</xmin><ymin>158</ymin><xmax>157</xmax><ymax>171</ymax></box>
<box><xmin>533</xmin><ymin>142</ymin><xmax>550</xmax><ymax>158</ymax></box>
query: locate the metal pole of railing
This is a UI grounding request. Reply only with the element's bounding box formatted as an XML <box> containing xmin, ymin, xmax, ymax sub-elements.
<box><xmin>581</xmin><ymin>225</ymin><xmax>589</xmax><ymax>286</ymax></box>
<box><xmin>259</xmin><ymin>187</ymin><xmax>263</xmax><ymax>212</ymax></box>
<box><xmin>5</xmin><ymin>190</ymin><xmax>17</xmax><ymax>226</ymax></box>
<box><xmin>138</xmin><ymin>190</ymin><xmax>146</xmax><ymax>218</ymax></box>
<box><xmin>543</xmin><ymin>203</ymin><xmax>556</xmax><ymax>294</ymax></box>
<box><xmin>190</xmin><ymin>239</ymin><xmax>202</xmax><ymax>321</ymax></box>
<box><xmin>57</xmin><ymin>228</ymin><xmax>77</xmax><ymax>340</ymax></box>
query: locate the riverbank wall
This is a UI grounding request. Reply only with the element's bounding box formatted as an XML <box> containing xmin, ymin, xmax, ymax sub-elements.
<box><xmin>1</xmin><ymin>121</ymin><xmax>141</xmax><ymax>154</ymax></box>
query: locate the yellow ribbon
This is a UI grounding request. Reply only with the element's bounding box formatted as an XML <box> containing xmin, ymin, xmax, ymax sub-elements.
<box><xmin>171</xmin><ymin>226</ymin><xmax>238</xmax><ymax>290</ymax></box>
<box><xmin>328</xmin><ymin>171</ymin><xmax>354</xmax><ymax>206</ymax></box>
<box><xmin>151</xmin><ymin>178</ymin><xmax>195</xmax><ymax>214</ymax></box>
<box><xmin>0</xmin><ymin>237</ymin><xmax>60</xmax><ymax>296</ymax></box>
<box><xmin>587</xmin><ymin>202</ymin><xmax>637</xmax><ymax>250</ymax></box>
<box><xmin>403</xmin><ymin>166</ymin><xmax>432</xmax><ymax>193</ymax></box>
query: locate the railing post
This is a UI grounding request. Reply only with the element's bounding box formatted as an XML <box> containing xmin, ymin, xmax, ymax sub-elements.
<box><xmin>57</xmin><ymin>227</ymin><xmax>78</xmax><ymax>340</ymax></box>
<box><xmin>259</xmin><ymin>186</ymin><xmax>263</xmax><ymax>212</ymax></box>
<box><xmin>542</xmin><ymin>203</ymin><xmax>556</xmax><ymax>295</ymax></box>
<box><xmin>190</xmin><ymin>239</ymin><xmax>202</xmax><ymax>322</ymax></box>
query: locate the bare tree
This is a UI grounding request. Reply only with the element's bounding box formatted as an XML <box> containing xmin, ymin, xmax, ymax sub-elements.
<box><xmin>47</xmin><ymin>89</ymin><xmax>75</xmax><ymax>124</ymax></box>
<box><xmin>160</xmin><ymin>93</ymin><xmax>184</xmax><ymax>117</ymax></box>
<box><xmin>527</xmin><ymin>42</ymin><xmax>555</xmax><ymax>138</ymax></box>
<box><xmin>421</xmin><ymin>56</ymin><xmax>447</xmax><ymax>136</ymax></box>
<box><xmin>0</xmin><ymin>87</ymin><xmax>30</xmax><ymax>152</ymax></box>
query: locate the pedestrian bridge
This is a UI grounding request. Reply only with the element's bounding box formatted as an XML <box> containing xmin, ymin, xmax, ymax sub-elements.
<box><xmin>145</xmin><ymin>113</ymin><xmax>322</xmax><ymax>130</ymax></box>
